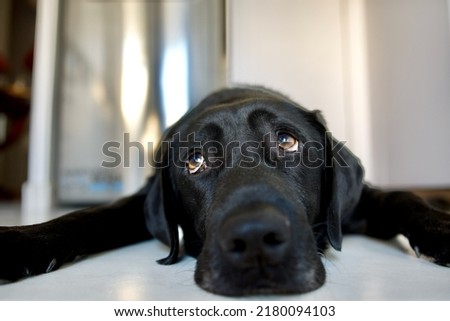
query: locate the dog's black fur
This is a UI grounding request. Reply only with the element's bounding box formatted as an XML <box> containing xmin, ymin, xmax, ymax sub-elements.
<box><xmin>1</xmin><ymin>87</ymin><xmax>449</xmax><ymax>296</ymax></box>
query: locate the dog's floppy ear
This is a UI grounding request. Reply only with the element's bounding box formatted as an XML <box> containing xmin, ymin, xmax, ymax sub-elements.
<box><xmin>313</xmin><ymin>111</ymin><xmax>364</xmax><ymax>251</ymax></box>
<box><xmin>143</xmin><ymin>138</ymin><xmax>180</xmax><ymax>265</ymax></box>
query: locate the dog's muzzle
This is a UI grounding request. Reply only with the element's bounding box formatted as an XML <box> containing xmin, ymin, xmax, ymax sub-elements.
<box><xmin>193</xmin><ymin>182</ymin><xmax>325</xmax><ymax>296</ymax></box>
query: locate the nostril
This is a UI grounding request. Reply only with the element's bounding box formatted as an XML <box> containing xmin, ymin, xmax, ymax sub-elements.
<box><xmin>230</xmin><ymin>239</ymin><xmax>246</xmax><ymax>253</ymax></box>
<box><xmin>263</xmin><ymin>232</ymin><xmax>286</xmax><ymax>247</ymax></box>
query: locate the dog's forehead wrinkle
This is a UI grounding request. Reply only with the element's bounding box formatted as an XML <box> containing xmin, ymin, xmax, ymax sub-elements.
<box><xmin>190</xmin><ymin>99</ymin><xmax>292</xmax><ymax>130</ymax></box>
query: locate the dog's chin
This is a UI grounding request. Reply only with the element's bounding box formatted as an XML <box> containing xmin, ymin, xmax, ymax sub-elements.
<box><xmin>194</xmin><ymin>255</ymin><xmax>326</xmax><ymax>297</ymax></box>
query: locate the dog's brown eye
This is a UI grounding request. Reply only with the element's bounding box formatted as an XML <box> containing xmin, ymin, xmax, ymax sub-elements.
<box><xmin>277</xmin><ymin>133</ymin><xmax>299</xmax><ymax>152</ymax></box>
<box><xmin>187</xmin><ymin>152</ymin><xmax>207</xmax><ymax>174</ymax></box>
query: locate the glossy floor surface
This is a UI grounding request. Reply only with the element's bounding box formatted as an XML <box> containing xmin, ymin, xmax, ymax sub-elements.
<box><xmin>0</xmin><ymin>204</ymin><xmax>449</xmax><ymax>301</ymax></box>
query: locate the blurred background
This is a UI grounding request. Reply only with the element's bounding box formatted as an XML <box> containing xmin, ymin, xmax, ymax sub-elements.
<box><xmin>0</xmin><ymin>0</ymin><xmax>449</xmax><ymax>218</ymax></box>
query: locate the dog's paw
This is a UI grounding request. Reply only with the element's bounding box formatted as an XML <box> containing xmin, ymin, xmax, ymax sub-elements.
<box><xmin>405</xmin><ymin>209</ymin><xmax>450</xmax><ymax>267</ymax></box>
<box><xmin>0</xmin><ymin>226</ymin><xmax>73</xmax><ymax>281</ymax></box>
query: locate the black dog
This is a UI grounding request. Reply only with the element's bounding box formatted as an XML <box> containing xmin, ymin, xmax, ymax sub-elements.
<box><xmin>0</xmin><ymin>87</ymin><xmax>449</xmax><ymax>296</ymax></box>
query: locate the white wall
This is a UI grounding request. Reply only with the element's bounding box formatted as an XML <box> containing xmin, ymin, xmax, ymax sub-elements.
<box><xmin>365</xmin><ymin>0</ymin><xmax>450</xmax><ymax>188</ymax></box>
<box><xmin>228</xmin><ymin>0</ymin><xmax>450</xmax><ymax>188</ymax></box>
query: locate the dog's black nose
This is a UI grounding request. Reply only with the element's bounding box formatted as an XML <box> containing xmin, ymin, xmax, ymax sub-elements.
<box><xmin>218</xmin><ymin>206</ymin><xmax>291</xmax><ymax>268</ymax></box>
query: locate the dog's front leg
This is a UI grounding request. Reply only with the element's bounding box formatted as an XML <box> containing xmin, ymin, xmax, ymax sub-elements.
<box><xmin>344</xmin><ymin>185</ymin><xmax>450</xmax><ymax>266</ymax></box>
<box><xmin>0</xmin><ymin>192</ymin><xmax>152</xmax><ymax>281</ymax></box>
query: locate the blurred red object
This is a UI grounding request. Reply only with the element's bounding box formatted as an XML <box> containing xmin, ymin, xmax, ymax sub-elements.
<box><xmin>23</xmin><ymin>46</ymin><xmax>34</xmax><ymax>73</ymax></box>
<box><xmin>0</xmin><ymin>53</ymin><xmax>8</xmax><ymax>73</ymax></box>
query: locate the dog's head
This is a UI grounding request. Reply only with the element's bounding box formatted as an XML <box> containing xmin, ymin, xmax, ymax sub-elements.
<box><xmin>144</xmin><ymin>87</ymin><xmax>363</xmax><ymax>296</ymax></box>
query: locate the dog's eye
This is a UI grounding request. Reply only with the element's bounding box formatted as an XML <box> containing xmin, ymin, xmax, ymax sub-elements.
<box><xmin>187</xmin><ymin>152</ymin><xmax>207</xmax><ymax>174</ymax></box>
<box><xmin>277</xmin><ymin>133</ymin><xmax>299</xmax><ymax>152</ymax></box>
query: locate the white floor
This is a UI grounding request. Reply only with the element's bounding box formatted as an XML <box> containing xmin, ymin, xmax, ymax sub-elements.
<box><xmin>0</xmin><ymin>204</ymin><xmax>449</xmax><ymax>301</ymax></box>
